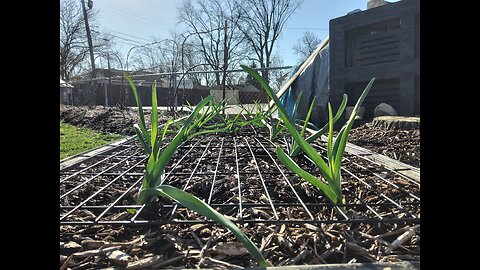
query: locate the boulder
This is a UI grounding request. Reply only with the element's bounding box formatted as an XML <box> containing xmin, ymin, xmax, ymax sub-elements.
<box><xmin>374</xmin><ymin>103</ymin><xmax>398</xmax><ymax>117</ymax></box>
<box><xmin>368</xmin><ymin>0</ymin><xmax>391</xmax><ymax>9</ymax></box>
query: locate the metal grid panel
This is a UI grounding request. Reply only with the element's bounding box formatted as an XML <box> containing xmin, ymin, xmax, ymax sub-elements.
<box><xmin>60</xmin><ymin>125</ymin><xmax>420</xmax><ymax>226</ymax></box>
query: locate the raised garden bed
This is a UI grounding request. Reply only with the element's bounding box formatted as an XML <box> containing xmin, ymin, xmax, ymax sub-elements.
<box><xmin>349</xmin><ymin>121</ymin><xmax>420</xmax><ymax>168</ymax></box>
<box><xmin>60</xmin><ymin>105</ymin><xmax>420</xmax><ymax>168</ymax></box>
<box><xmin>60</xmin><ymin>123</ymin><xmax>420</xmax><ymax>269</ymax></box>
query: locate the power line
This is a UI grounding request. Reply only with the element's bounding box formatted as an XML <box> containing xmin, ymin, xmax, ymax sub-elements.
<box><xmin>107</xmin><ymin>9</ymin><xmax>164</xmax><ymax>30</ymax></box>
<box><xmin>115</xmin><ymin>40</ymin><xmax>143</xmax><ymax>47</ymax></box>
<box><xmin>284</xmin><ymin>27</ymin><xmax>329</xmax><ymax>31</ymax></box>
<box><xmin>108</xmin><ymin>29</ymin><xmax>154</xmax><ymax>43</ymax></box>
<box><xmin>105</xmin><ymin>0</ymin><xmax>173</xmax><ymax>28</ymax></box>
<box><xmin>101</xmin><ymin>2</ymin><xmax>171</xmax><ymax>30</ymax></box>
<box><xmin>110</xmin><ymin>36</ymin><xmax>144</xmax><ymax>45</ymax></box>
<box><xmin>91</xmin><ymin>29</ymin><xmax>145</xmax><ymax>45</ymax></box>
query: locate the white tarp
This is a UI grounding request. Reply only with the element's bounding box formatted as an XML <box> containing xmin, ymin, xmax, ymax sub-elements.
<box><xmin>285</xmin><ymin>42</ymin><xmax>330</xmax><ymax>127</ymax></box>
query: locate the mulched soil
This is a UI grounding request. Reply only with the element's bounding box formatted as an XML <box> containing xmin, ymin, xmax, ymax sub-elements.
<box><xmin>60</xmin><ymin>105</ymin><xmax>187</xmax><ymax>136</ymax></box>
<box><xmin>60</xmin><ymin>106</ymin><xmax>420</xmax><ymax>269</ymax></box>
<box><xmin>60</xmin><ymin>106</ymin><xmax>420</xmax><ymax>169</ymax></box>
<box><xmin>349</xmin><ymin>123</ymin><xmax>420</xmax><ymax>168</ymax></box>
<box><xmin>60</xmin><ymin>123</ymin><xmax>420</xmax><ymax>269</ymax></box>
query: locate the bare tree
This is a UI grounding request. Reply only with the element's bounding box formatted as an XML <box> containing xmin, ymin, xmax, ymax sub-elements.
<box><xmin>130</xmin><ymin>44</ymin><xmax>165</xmax><ymax>73</ymax></box>
<box><xmin>178</xmin><ymin>0</ymin><xmax>248</xmax><ymax>86</ymax></box>
<box><xmin>241</xmin><ymin>55</ymin><xmax>287</xmax><ymax>92</ymax></box>
<box><xmin>130</xmin><ymin>33</ymin><xmax>183</xmax><ymax>74</ymax></box>
<box><xmin>60</xmin><ymin>0</ymin><xmax>111</xmax><ymax>80</ymax></box>
<box><xmin>293</xmin><ymin>31</ymin><xmax>322</xmax><ymax>62</ymax></box>
<box><xmin>269</xmin><ymin>54</ymin><xmax>289</xmax><ymax>92</ymax></box>
<box><xmin>181</xmin><ymin>41</ymin><xmax>216</xmax><ymax>86</ymax></box>
<box><xmin>96</xmin><ymin>50</ymin><xmax>124</xmax><ymax>71</ymax></box>
<box><xmin>236</xmin><ymin>0</ymin><xmax>303</xmax><ymax>83</ymax></box>
<box><xmin>60</xmin><ymin>0</ymin><xmax>90</xmax><ymax>80</ymax></box>
<box><xmin>127</xmin><ymin>31</ymin><xmax>214</xmax><ymax>87</ymax></box>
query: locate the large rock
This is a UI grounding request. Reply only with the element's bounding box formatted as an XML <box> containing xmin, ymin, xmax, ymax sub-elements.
<box><xmin>368</xmin><ymin>0</ymin><xmax>391</xmax><ymax>9</ymax></box>
<box><xmin>374</xmin><ymin>103</ymin><xmax>398</xmax><ymax>117</ymax></box>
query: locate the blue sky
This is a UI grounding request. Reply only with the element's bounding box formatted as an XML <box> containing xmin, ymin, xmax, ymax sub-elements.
<box><xmin>93</xmin><ymin>0</ymin><xmax>400</xmax><ymax>68</ymax></box>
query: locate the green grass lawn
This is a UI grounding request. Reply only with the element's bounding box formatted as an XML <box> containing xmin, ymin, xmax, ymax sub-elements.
<box><xmin>60</xmin><ymin>121</ymin><xmax>125</xmax><ymax>160</ymax></box>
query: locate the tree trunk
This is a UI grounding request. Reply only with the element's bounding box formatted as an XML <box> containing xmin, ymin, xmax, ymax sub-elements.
<box><xmin>263</xmin><ymin>53</ymin><xmax>271</xmax><ymax>83</ymax></box>
<box><xmin>372</xmin><ymin>116</ymin><xmax>420</xmax><ymax>130</ymax></box>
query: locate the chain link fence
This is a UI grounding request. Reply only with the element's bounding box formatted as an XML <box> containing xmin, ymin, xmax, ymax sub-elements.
<box><xmin>66</xmin><ymin>66</ymin><xmax>293</xmax><ymax>115</ymax></box>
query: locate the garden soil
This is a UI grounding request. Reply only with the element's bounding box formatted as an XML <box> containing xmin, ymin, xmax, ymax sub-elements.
<box><xmin>60</xmin><ymin>105</ymin><xmax>420</xmax><ymax>168</ymax></box>
<box><xmin>60</xmin><ymin>107</ymin><xmax>420</xmax><ymax>269</ymax></box>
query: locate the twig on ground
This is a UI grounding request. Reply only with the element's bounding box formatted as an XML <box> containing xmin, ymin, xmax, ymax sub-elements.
<box><xmin>385</xmin><ymin>225</ymin><xmax>419</xmax><ymax>254</ymax></box>
<box><xmin>60</xmin><ymin>254</ymin><xmax>74</xmax><ymax>270</ymax></box>
<box><xmin>279</xmin><ymin>249</ymin><xmax>310</xmax><ymax>266</ymax></box>
<box><xmin>312</xmin><ymin>234</ymin><xmax>327</xmax><ymax>264</ymax></box>
<box><xmin>206</xmin><ymin>257</ymin><xmax>243</xmax><ymax>269</ymax></box>
<box><xmin>378</xmin><ymin>225</ymin><xmax>419</xmax><ymax>238</ymax></box>
<box><xmin>190</xmin><ymin>231</ymin><xmax>204</xmax><ymax>249</ymax></box>
<box><xmin>198</xmin><ymin>228</ymin><xmax>220</xmax><ymax>267</ymax></box>
<box><xmin>81</xmin><ymin>236</ymin><xmax>144</xmax><ymax>249</ymax></box>
<box><xmin>152</xmin><ymin>254</ymin><xmax>185</xmax><ymax>268</ymax></box>
<box><xmin>73</xmin><ymin>246</ymin><xmax>121</xmax><ymax>259</ymax></box>
<box><xmin>260</xmin><ymin>232</ymin><xmax>275</xmax><ymax>252</ymax></box>
<box><xmin>126</xmin><ymin>255</ymin><xmax>164</xmax><ymax>270</ymax></box>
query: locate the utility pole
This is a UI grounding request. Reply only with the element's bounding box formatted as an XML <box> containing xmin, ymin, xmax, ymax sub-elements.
<box><xmin>105</xmin><ymin>52</ymin><xmax>111</xmax><ymax>106</ymax></box>
<box><xmin>222</xmin><ymin>20</ymin><xmax>227</xmax><ymax>115</ymax></box>
<box><xmin>81</xmin><ymin>0</ymin><xmax>96</xmax><ymax>104</ymax></box>
<box><xmin>171</xmin><ymin>59</ymin><xmax>177</xmax><ymax>116</ymax></box>
<box><xmin>107</xmin><ymin>53</ymin><xmax>111</xmax><ymax>84</ymax></box>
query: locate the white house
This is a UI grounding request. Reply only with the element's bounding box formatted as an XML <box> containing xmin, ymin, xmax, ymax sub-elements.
<box><xmin>60</xmin><ymin>79</ymin><xmax>74</xmax><ymax>105</ymax></box>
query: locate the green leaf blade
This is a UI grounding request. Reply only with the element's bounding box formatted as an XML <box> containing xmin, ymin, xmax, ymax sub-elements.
<box><xmin>151</xmin><ymin>80</ymin><xmax>158</xmax><ymax>153</ymax></box>
<box><xmin>153</xmin><ymin>127</ymin><xmax>186</xmax><ymax>186</ymax></box>
<box><xmin>275</xmin><ymin>146</ymin><xmax>338</xmax><ymax>204</ymax></box>
<box><xmin>327</xmin><ymin>103</ymin><xmax>334</xmax><ymax>162</ymax></box>
<box><xmin>290</xmin><ymin>94</ymin><xmax>347</xmax><ymax>157</ymax></box>
<box><xmin>156</xmin><ymin>185</ymin><xmax>267</xmax><ymax>268</ymax></box>
<box><xmin>292</xmin><ymin>91</ymin><xmax>303</xmax><ymax>121</ymax></box>
<box><xmin>300</xmin><ymin>96</ymin><xmax>316</xmax><ymax>138</ymax></box>
<box><xmin>241</xmin><ymin>65</ymin><xmax>332</xmax><ymax>180</ymax></box>
<box><xmin>184</xmin><ymin>96</ymin><xmax>213</xmax><ymax>132</ymax></box>
<box><xmin>125</xmin><ymin>73</ymin><xmax>150</xmax><ymax>144</ymax></box>
<box><xmin>133</xmin><ymin>124</ymin><xmax>151</xmax><ymax>155</ymax></box>
<box><xmin>333</xmin><ymin>78</ymin><xmax>375</xmax><ymax>176</ymax></box>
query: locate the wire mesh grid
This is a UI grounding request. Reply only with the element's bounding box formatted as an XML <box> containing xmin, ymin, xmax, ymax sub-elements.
<box><xmin>60</xmin><ymin>123</ymin><xmax>420</xmax><ymax>227</ymax></box>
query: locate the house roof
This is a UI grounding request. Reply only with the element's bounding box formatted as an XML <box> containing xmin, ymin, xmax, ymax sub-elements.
<box><xmin>60</xmin><ymin>79</ymin><xmax>74</xmax><ymax>88</ymax></box>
